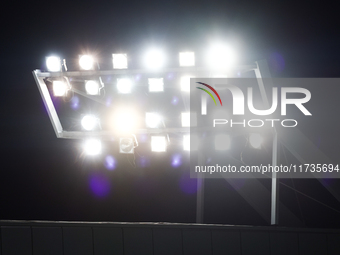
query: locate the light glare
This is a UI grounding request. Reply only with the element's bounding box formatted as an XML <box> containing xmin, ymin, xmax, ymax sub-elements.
<box><xmin>79</xmin><ymin>55</ymin><xmax>94</xmax><ymax>70</ymax></box>
<box><xmin>113</xmin><ymin>108</ymin><xmax>137</xmax><ymax>134</ymax></box>
<box><xmin>53</xmin><ymin>81</ymin><xmax>67</xmax><ymax>97</ymax></box>
<box><xmin>112</xmin><ymin>54</ymin><xmax>128</xmax><ymax>69</ymax></box>
<box><xmin>85</xmin><ymin>80</ymin><xmax>100</xmax><ymax>95</ymax></box>
<box><xmin>46</xmin><ymin>56</ymin><xmax>61</xmax><ymax>72</ymax></box>
<box><xmin>181</xmin><ymin>112</ymin><xmax>196</xmax><ymax>127</ymax></box>
<box><xmin>151</xmin><ymin>136</ymin><xmax>167</xmax><ymax>152</ymax></box>
<box><xmin>207</xmin><ymin>43</ymin><xmax>235</xmax><ymax>69</ymax></box>
<box><xmin>81</xmin><ymin>115</ymin><xmax>97</xmax><ymax>131</ymax></box>
<box><xmin>144</xmin><ymin>49</ymin><xmax>165</xmax><ymax>69</ymax></box>
<box><xmin>179</xmin><ymin>52</ymin><xmax>195</xmax><ymax>66</ymax></box>
<box><xmin>84</xmin><ymin>139</ymin><xmax>102</xmax><ymax>155</ymax></box>
<box><xmin>145</xmin><ymin>112</ymin><xmax>162</xmax><ymax>128</ymax></box>
<box><xmin>117</xmin><ymin>78</ymin><xmax>132</xmax><ymax>93</ymax></box>
<box><xmin>180</xmin><ymin>76</ymin><xmax>192</xmax><ymax>92</ymax></box>
<box><xmin>148</xmin><ymin>78</ymin><xmax>164</xmax><ymax>92</ymax></box>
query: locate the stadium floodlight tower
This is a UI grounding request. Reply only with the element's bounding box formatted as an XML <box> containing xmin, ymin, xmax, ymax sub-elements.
<box><xmin>33</xmin><ymin>48</ymin><xmax>279</xmax><ymax>225</ymax></box>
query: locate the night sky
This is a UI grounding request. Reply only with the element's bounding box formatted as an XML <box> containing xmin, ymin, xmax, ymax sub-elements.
<box><xmin>1</xmin><ymin>0</ymin><xmax>340</xmax><ymax>228</ymax></box>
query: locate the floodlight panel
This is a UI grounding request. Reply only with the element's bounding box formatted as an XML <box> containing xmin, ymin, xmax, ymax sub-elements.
<box><xmin>148</xmin><ymin>78</ymin><xmax>164</xmax><ymax>92</ymax></box>
<box><xmin>249</xmin><ymin>133</ymin><xmax>263</xmax><ymax>149</ymax></box>
<box><xmin>112</xmin><ymin>108</ymin><xmax>138</xmax><ymax>134</ymax></box>
<box><xmin>151</xmin><ymin>136</ymin><xmax>167</xmax><ymax>152</ymax></box>
<box><xmin>79</xmin><ymin>55</ymin><xmax>94</xmax><ymax>70</ymax></box>
<box><xmin>85</xmin><ymin>80</ymin><xmax>100</xmax><ymax>95</ymax></box>
<box><xmin>113</xmin><ymin>54</ymin><xmax>128</xmax><ymax>69</ymax></box>
<box><xmin>179</xmin><ymin>52</ymin><xmax>195</xmax><ymax>66</ymax></box>
<box><xmin>119</xmin><ymin>137</ymin><xmax>134</xmax><ymax>154</ymax></box>
<box><xmin>181</xmin><ymin>112</ymin><xmax>197</xmax><ymax>127</ymax></box>
<box><xmin>207</xmin><ymin>43</ymin><xmax>235</xmax><ymax>69</ymax></box>
<box><xmin>215</xmin><ymin>134</ymin><xmax>231</xmax><ymax>150</ymax></box>
<box><xmin>46</xmin><ymin>56</ymin><xmax>61</xmax><ymax>72</ymax></box>
<box><xmin>180</xmin><ymin>76</ymin><xmax>193</xmax><ymax>92</ymax></box>
<box><xmin>144</xmin><ymin>49</ymin><xmax>165</xmax><ymax>70</ymax></box>
<box><xmin>183</xmin><ymin>134</ymin><xmax>198</xmax><ymax>151</ymax></box>
<box><xmin>117</xmin><ymin>78</ymin><xmax>132</xmax><ymax>93</ymax></box>
<box><xmin>52</xmin><ymin>81</ymin><xmax>67</xmax><ymax>97</ymax></box>
<box><xmin>81</xmin><ymin>115</ymin><xmax>97</xmax><ymax>131</ymax></box>
<box><xmin>84</xmin><ymin>139</ymin><xmax>102</xmax><ymax>155</ymax></box>
<box><xmin>145</xmin><ymin>112</ymin><xmax>162</xmax><ymax>128</ymax></box>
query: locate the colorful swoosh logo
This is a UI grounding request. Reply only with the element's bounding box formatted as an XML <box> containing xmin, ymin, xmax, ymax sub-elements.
<box><xmin>196</xmin><ymin>82</ymin><xmax>222</xmax><ymax>106</ymax></box>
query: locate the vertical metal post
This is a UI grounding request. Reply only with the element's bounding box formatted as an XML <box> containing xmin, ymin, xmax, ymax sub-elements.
<box><xmin>254</xmin><ymin>60</ymin><xmax>279</xmax><ymax>225</ymax></box>
<box><xmin>271</xmin><ymin>130</ymin><xmax>279</xmax><ymax>225</ymax></box>
<box><xmin>196</xmin><ymin>152</ymin><xmax>205</xmax><ymax>223</ymax></box>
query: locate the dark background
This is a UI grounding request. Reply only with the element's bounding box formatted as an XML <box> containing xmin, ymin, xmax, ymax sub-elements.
<box><xmin>1</xmin><ymin>0</ymin><xmax>340</xmax><ymax>228</ymax></box>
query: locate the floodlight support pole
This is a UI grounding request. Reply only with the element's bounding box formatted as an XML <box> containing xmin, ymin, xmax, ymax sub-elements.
<box><xmin>254</xmin><ymin>60</ymin><xmax>279</xmax><ymax>225</ymax></box>
<box><xmin>271</xmin><ymin>130</ymin><xmax>279</xmax><ymax>225</ymax></box>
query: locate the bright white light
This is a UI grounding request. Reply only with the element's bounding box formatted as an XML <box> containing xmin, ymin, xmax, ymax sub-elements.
<box><xmin>249</xmin><ymin>133</ymin><xmax>263</xmax><ymax>149</ymax></box>
<box><xmin>183</xmin><ymin>134</ymin><xmax>198</xmax><ymax>151</ymax></box>
<box><xmin>207</xmin><ymin>43</ymin><xmax>235</xmax><ymax>69</ymax></box>
<box><xmin>144</xmin><ymin>49</ymin><xmax>165</xmax><ymax>70</ymax></box>
<box><xmin>117</xmin><ymin>78</ymin><xmax>132</xmax><ymax>93</ymax></box>
<box><xmin>46</xmin><ymin>56</ymin><xmax>61</xmax><ymax>72</ymax></box>
<box><xmin>112</xmin><ymin>108</ymin><xmax>137</xmax><ymax>134</ymax></box>
<box><xmin>53</xmin><ymin>81</ymin><xmax>68</xmax><ymax>97</ymax></box>
<box><xmin>81</xmin><ymin>115</ymin><xmax>97</xmax><ymax>131</ymax></box>
<box><xmin>181</xmin><ymin>112</ymin><xmax>196</xmax><ymax>127</ymax></box>
<box><xmin>112</xmin><ymin>54</ymin><xmax>128</xmax><ymax>69</ymax></box>
<box><xmin>85</xmin><ymin>80</ymin><xmax>100</xmax><ymax>95</ymax></box>
<box><xmin>79</xmin><ymin>55</ymin><xmax>94</xmax><ymax>70</ymax></box>
<box><xmin>179</xmin><ymin>52</ymin><xmax>195</xmax><ymax>66</ymax></box>
<box><xmin>84</xmin><ymin>139</ymin><xmax>102</xmax><ymax>155</ymax></box>
<box><xmin>180</xmin><ymin>76</ymin><xmax>192</xmax><ymax>92</ymax></box>
<box><xmin>145</xmin><ymin>112</ymin><xmax>162</xmax><ymax>128</ymax></box>
<box><xmin>151</xmin><ymin>136</ymin><xmax>167</xmax><ymax>152</ymax></box>
<box><xmin>148</xmin><ymin>78</ymin><xmax>164</xmax><ymax>92</ymax></box>
<box><xmin>215</xmin><ymin>134</ymin><xmax>231</xmax><ymax>150</ymax></box>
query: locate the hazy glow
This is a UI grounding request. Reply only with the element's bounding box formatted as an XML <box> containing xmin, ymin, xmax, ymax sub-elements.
<box><xmin>112</xmin><ymin>53</ymin><xmax>128</xmax><ymax>69</ymax></box>
<box><xmin>215</xmin><ymin>134</ymin><xmax>231</xmax><ymax>150</ymax></box>
<box><xmin>112</xmin><ymin>108</ymin><xmax>137</xmax><ymax>134</ymax></box>
<box><xmin>89</xmin><ymin>173</ymin><xmax>110</xmax><ymax>197</ymax></box>
<box><xmin>84</xmin><ymin>139</ymin><xmax>102</xmax><ymax>155</ymax></box>
<box><xmin>148</xmin><ymin>78</ymin><xmax>164</xmax><ymax>92</ymax></box>
<box><xmin>104</xmin><ymin>155</ymin><xmax>116</xmax><ymax>170</ymax></box>
<box><xmin>53</xmin><ymin>81</ymin><xmax>67</xmax><ymax>97</ymax></box>
<box><xmin>171</xmin><ymin>96</ymin><xmax>179</xmax><ymax>105</ymax></box>
<box><xmin>85</xmin><ymin>80</ymin><xmax>100</xmax><ymax>95</ymax></box>
<box><xmin>79</xmin><ymin>55</ymin><xmax>94</xmax><ymax>70</ymax></box>
<box><xmin>151</xmin><ymin>136</ymin><xmax>166</xmax><ymax>152</ymax></box>
<box><xmin>145</xmin><ymin>112</ymin><xmax>162</xmax><ymax>128</ymax></box>
<box><xmin>144</xmin><ymin>49</ymin><xmax>165</xmax><ymax>69</ymax></box>
<box><xmin>171</xmin><ymin>154</ymin><xmax>182</xmax><ymax>167</ymax></box>
<box><xmin>70</xmin><ymin>95</ymin><xmax>79</xmax><ymax>109</ymax></box>
<box><xmin>81</xmin><ymin>115</ymin><xmax>97</xmax><ymax>131</ymax></box>
<box><xmin>117</xmin><ymin>78</ymin><xmax>132</xmax><ymax>93</ymax></box>
<box><xmin>180</xmin><ymin>76</ymin><xmax>192</xmax><ymax>92</ymax></box>
<box><xmin>249</xmin><ymin>133</ymin><xmax>263</xmax><ymax>149</ymax></box>
<box><xmin>207</xmin><ymin>43</ymin><xmax>235</xmax><ymax>69</ymax></box>
<box><xmin>46</xmin><ymin>56</ymin><xmax>61</xmax><ymax>72</ymax></box>
<box><xmin>179</xmin><ymin>52</ymin><xmax>195</xmax><ymax>66</ymax></box>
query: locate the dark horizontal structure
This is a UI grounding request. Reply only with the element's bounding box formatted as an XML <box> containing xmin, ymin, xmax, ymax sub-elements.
<box><xmin>1</xmin><ymin>220</ymin><xmax>340</xmax><ymax>255</ymax></box>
